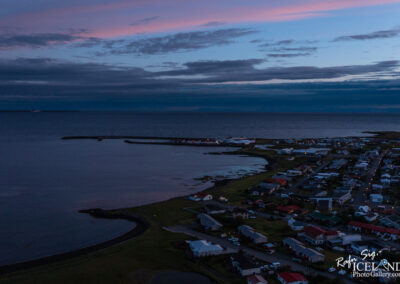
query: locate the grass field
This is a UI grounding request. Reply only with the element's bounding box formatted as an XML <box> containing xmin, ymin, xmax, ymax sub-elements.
<box><xmin>0</xmin><ymin>151</ymin><xmax>316</xmax><ymax>284</ymax></box>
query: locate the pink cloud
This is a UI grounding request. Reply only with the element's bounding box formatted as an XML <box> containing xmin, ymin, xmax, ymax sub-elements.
<box><xmin>2</xmin><ymin>0</ymin><xmax>400</xmax><ymax>38</ymax></box>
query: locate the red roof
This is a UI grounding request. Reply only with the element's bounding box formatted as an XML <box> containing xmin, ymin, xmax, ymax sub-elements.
<box><xmin>279</xmin><ymin>272</ymin><xmax>307</xmax><ymax>283</ymax></box>
<box><xmin>325</xmin><ymin>230</ymin><xmax>339</xmax><ymax>236</ymax></box>
<box><xmin>348</xmin><ymin>221</ymin><xmax>400</xmax><ymax>235</ymax></box>
<box><xmin>276</xmin><ymin>205</ymin><xmax>300</xmax><ymax>213</ymax></box>
<box><xmin>267</xmin><ymin>178</ymin><xmax>287</xmax><ymax>186</ymax></box>
<box><xmin>304</xmin><ymin>225</ymin><xmax>326</xmax><ymax>238</ymax></box>
<box><xmin>247</xmin><ymin>274</ymin><xmax>267</xmax><ymax>284</ymax></box>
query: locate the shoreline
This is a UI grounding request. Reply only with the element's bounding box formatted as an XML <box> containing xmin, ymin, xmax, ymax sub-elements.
<box><xmin>0</xmin><ymin>143</ymin><xmax>269</xmax><ymax>275</ymax></box>
<box><xmin>0</xmin><ymin>209</ymin><xmax>149</xmax><ymax>274</ymax></box>
<box><xmin>2</xmin><ymin>131</ymin><xmax>396</xmax><ymax>277</ymax></box>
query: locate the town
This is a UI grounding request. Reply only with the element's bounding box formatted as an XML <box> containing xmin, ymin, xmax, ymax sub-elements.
<box><xmin>163</xmin><ymin>133</ymin><xmax>400</xmax><ymax>284</ymax></box>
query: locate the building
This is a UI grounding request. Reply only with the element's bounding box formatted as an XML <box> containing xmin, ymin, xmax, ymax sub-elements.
<box><xmin>292</xmin><ymin>148</ymin><xmax>330</xmax><ymax>156</ymax></box>
<box><xmin>238</xmin><ymin>225</ymin><xmax>268</xmax><ymax>244</ymax></box>
<box><xmin>283</xmin><ymin>237</ymin><xmax>324</xmax><ymax>263</ymax></box>
<box><xmin>224</xmin><ymin>137</ymin><xmax>255</xmax><ymax>145</ymax></box>
<box><xmin>189</xmin><ymin>240</ymin><xmax>224</xmax><ymax>257</ymax></box>
<box><xmin>278</xmin><ymin>272</ymin><xmax>308</xmax><ymax>284</ymax></box>
<box><xmin>257</xmin><ymin>182</ymin><xmax>280</xmax><ymax>194</ymax></box>
<box><xmin>303</xmin><ymin>225</ymin><xmax>338</xmax><ymax>245</ymax></box>
<box><xmin>348</xmin><ymin>221</ymin><xmax>400</xmax><ymax>240</ymax></box>
<box><xmin>204</xmin><ymin>204</ymin><xmax>226</xmax><ymax>215</ymax></box>
<box><xmin>370</xmin><ymin>194</ymin><xmax>383</xmax><ymax>203</ymax></box>
<box><xmin>231</xmin><ymin>254</ymin><xmax>262</xmax><ymax>276</ymax></box>
<box><xmin>380</xmin><ymin>215</ymin><xmax>400</xmax><ymax>229</ymax></box>
<box><xmin>198</xmin><ymin>213</ymin><xmax>222</xmax><ymax>231</ymax></box>
<box><xmin>267</xmin><ymin>178</ymin><xmax>288</xmax><ymax>186</ymax></box>
<box><xmin>276</xmin><ymin>205</ymin><xmax>301</xmax><ymax>215</ymax></box>
<box><xmin>331</xmin><ymin>190</ymin><xmax>352</xmax><ymax>205</ymax></box>
<box><xmin>189</xmin><ymin>193</ymin><xmax>213</xmax><ymax>201</ymax></box>
<box><xmin>247</xmin><ymin>275</ymin><xmax>267</xmax><ymax>284</ymax></box>
<box><xmin>350</xmin><ymin>240</ymin><xmax>384</xmax><ymax>255</ymax></box>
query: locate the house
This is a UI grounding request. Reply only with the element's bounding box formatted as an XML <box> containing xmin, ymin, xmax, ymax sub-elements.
<box><xmin>292</xmin><ymin>148</ymin><xmax>329</xmax><ymax>156</ymax></box>
<box><xmin>247</xmin><ymin>275</ymin><xmax>267</xmax><ymax>284</ymax></box>
<box><xmin>370</xmin><ymin>194</ymin><xmax>383</xmax><ymax>203</ymax></box>
<box><xmin>380</xmin><ymin>215</ymin><xmax>400</xmax><ymax>229</ymax></box>
<box><xmin>238</xmin><ymin>225</ymin><xmax>268</xmax><ymax>244</ymax></box>
<box><xmin>355</xmin><ymin>205</ymin><xmax>371</xmax><ymax>217</ymax></box>
<box><xmin>331</xmin><ymin>190</ymin><xmax>352</xmax><ymax>205</ymax></box>
<box><xmin>351</xmin><ymin>240</ymin><xmax>384</xmax><ymax>255</ymax></box>
<box><xmin>372</xmin><ymin>184</ymin><xmax>384</xmax><ymax>190</ymax></box>
<box><xmin>189</xmin><ymin>240</ymin><xmax>224</xmax><ymax>257</ymax></box>
<box><xmin>198</xmin><ymin>213</ymin><xmax>222</xmax><ymax>231</ymax></box>
<box><xmin>303</xmin><ymin>225</ymin><xmax>338</xmax><ymax>245</ymax></box>
<box><xmin>263</xmin><ymin>242</ymin><xmax>276</xmax><ymax>252</ymax></box>
<box><xmin>279</xmin><ymin>148</ymin><xmax>294</xmax><ymax>155</ymax></box>
<box><xmin>224</xmin><ymin>137</ymin><xmax>255</xmax><ymax>145</ymax></box>
<box><xmin>283</xmin><ymin>237</ymin><xmax>324</xmax><ymax>263</ymax></box>
<box><xmin>364</xmin><ymin>212</ymin><xmax>379</xmax><ymax>222</ymax></box>
<box><xmin>189</xmin><ymin>193</ymin><xmax>213</xmax><ymax>201</ymax></box>
<box><xmin>348</xmin><ymin>221</ymin><xmax>400</xmax><ymax>240</ymax></box>
<box><xmin>287</xmin><ymin>170</ymin><xmax>303</xmax><ymax>176</ymax></box>
<box><xmin>231</xmin><ymin>254</ymin><xmax>262</xmax><ymax>276</ymax></box>
<box><xmin>204</xmin><ymin>204</ymin><xmax>226</xmax><ymax>215</ymax></box>
<box><xmin>327</xmin><ymin>234</ymin><xmax>362</xmax><ymax>246</ymax></box>
<box><xmin>276</xmin><ymin>205</ymin><xmax>301</xmax><ymax>215</ymax></box>
<box><xmin>267</xmin><ymin>178</ymin><xmax>288</xmax><ymax>186</ymax></box>
<box><xmin>258</xmin><ymin>182</ymin><xmax>280</xmax><ymax>194</ymax></box>
<box><xmin>232</xmin><ymin>207</ymin><xmax>249</xmax><ymax>219</ymax></box>
<box><xmin>304</xmin><ymin>226</ymin><xmax>325</xmax><ymax>245</ymax></box>
<box><xmin>277</xmin><ymin>272</ymin><xmax>308</xmax><ymax>284</ymax></box>
<box><xmin>249</xmin><ymin>187</ymin><xmax>266</xmax><ymax>196</ymax></box>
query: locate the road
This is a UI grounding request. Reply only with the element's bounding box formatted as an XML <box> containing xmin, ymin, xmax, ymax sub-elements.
<box><xmin>165</xmin><ymin>225</ymin><xmax>356</xmax><ymax>284</ymax></box>
<box><xmin>353</xmin><ymin>150</ymin><xmax>387</xmax><ymax>207</ymax></box>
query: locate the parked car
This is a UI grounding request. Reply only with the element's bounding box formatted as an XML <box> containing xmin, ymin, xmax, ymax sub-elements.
<box><xmin>271</xmin><ymin>262</ymin><xmax>280</xmax><ymax>269</ymax></box>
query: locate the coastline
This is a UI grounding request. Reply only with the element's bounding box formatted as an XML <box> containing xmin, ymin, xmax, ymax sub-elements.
<box><xmin>2</xmin><ymin>131</ymin><xmax>396</xmax><ymax>282</ymax></box>
<box><xmin>0</xmin><ymin>210</ymin><xmax>149</xmax><ymax>274</ymax></box>
<box><xmin>0</xmin><ymin>142</ymin><xmax>269</xmax><ymax>275</ymax></box>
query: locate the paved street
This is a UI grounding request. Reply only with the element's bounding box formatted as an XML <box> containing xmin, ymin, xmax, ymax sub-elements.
<box><xmin>353</xmin><ymin>150</ymin><xmax>388</xmax><ymax>207</ymax></box>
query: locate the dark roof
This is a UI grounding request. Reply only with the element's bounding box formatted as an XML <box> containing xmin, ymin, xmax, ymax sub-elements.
<box><xmin>231</xmin><ymin>254</ymin><xmax>260</xmax><ymax>270</ymax></box>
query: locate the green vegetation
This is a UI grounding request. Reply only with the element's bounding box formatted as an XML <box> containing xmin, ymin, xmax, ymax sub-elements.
<box><xmin>0</xmin><ymin>148</ymin><xmax>331</xmax><ymax>284</ymax></box>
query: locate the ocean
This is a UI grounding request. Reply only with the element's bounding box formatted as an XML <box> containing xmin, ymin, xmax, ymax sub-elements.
<box><xmin>1</xmin><ymin>111</ymin><xmax>400</xmax><ymax>265</ymax></box>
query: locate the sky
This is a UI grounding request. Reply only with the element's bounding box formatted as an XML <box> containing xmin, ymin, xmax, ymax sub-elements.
<box><xmin>1</xmin><ymin>0</ymin><xmax>400</xmax><ymax>112</ymax></box>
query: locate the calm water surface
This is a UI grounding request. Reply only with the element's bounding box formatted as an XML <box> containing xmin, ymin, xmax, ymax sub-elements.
<box><xmin>1</xmin><ymin>112</ymin><xmax>400</xmax><ymax>265</ymax></box>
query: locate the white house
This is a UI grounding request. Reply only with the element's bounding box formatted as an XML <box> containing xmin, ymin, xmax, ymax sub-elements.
<box><xmin>189</xmin><ymin>240</ymin><xmax>224</xmax><ymax>257</ymax></box>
